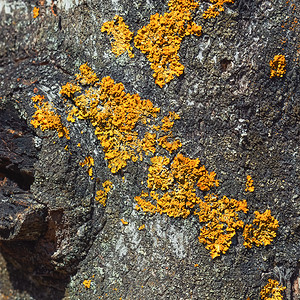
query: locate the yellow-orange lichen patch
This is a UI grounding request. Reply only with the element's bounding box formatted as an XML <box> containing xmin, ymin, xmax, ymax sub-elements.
<box><xmin>157</xmin><ymin>135</ymin><xmax>182</xmax><ymax>153</ymax></box>
<box><xmin>203</xmin><ymin>0</ymin><xmax>235</xmax><ymax>19</ymax></box>
<box><xmin>160</xmin><ymin>111</ymin><xmax>180</xmax><ymax>132</ymax></box>
<box><xmin>79</xmin><ymin>156</ymin><xmax>94</xmax><ymax>179</ymax></box>
<box><xmin>73</xmin><ymin>77</ymin><xmax>159</xmax><ymax>173</ymax></box>
<box><xmin>147</xmin><ymin>156</ymin><xmax>173</xmax><ymax>191</ymax></box>
<box><xmin>66</xmin><ymin>106</ymin><xmax>79</xmax><ymax>123</ymax></box>
<box><xmin>245</xmin><ymin>175</ymin><xmax>254</xmax><ymax>192</ymax></box>
<box><xmin>31</xmin><ymin>94</ymin><xmax>45</xmax><ymax>105</ymax></box>
<box><xmin>61</xmin><ymin>64</ymin><xmax>185</xmax><ymax>173</ymax></box>
<box><xmin>138</xmin><ymin>224</ymin><xmax>145</xmax><ymax>230</ymax></box>
<box><xmin>260</xmin><ymin>279</ymin><xmax>286</xmax><ymax>300</ymax></box>
<box><xmin>75</xmin><ymin>63</ymin><xmax>99</xmax><ymax>85</ymax></box>
<box><xmin>243</xmin><ymin>209</ymin><xmax>279</xmax><ymax>248</ymax></box>
<box><xmin>33</xmin><ymin>7</ymin><xmax>39</xmax><ymax>18</ymax></box>
<box><xmin>194</xmin><ymin>194</ymin><xmax>248</xmax><ymax>258</ymax></box>
<box><xmin>120</xmin><ymin>218</ymin><xmax>128</xmax><ymax>225</ymax></box>
<box><xmin>63</xmin><ymin>65</ymin><xmax>185</xmax><ymax>173</ymax></box>
<box><xmin>31</xmin><ymin>95</ymin><xmax>70</xmax><ymax>139</ymax></box>
<box><xmin>141</xmin><ymin>132</ymin><xmax>157</xmax><ymax>155</ymax></box>
<box><xmin>135</xmin><ymin>191</ymin><xmax>157</xmax><ymax>214</ymax></box>
<box><xmin>156</xmin><ymin>111</ymin><xmax>182</xmax><ymax>153</ymax></box>
<box><xmin>269</xmin><ymin>55</ymin><xmax>286</xmax><ymax>78</ymax></box>
<box><xmin>60</xmin><ymin>82</ymin><xmax>81</xmax><ymax>98</ymax></box>
<box><xmin>101</xmin><ymin>15</ymin><xmax>134</xmax><ymax>58</ymax></box>
<box><xmin>168</xmin><ymin>0</ymin><xmax>199</xmax><ymax>12</ymax></box>
<box><xmin>95</xmin><ymin>180</ymin><xmax>113</xmax><ymax>207</ymax></box>
<box><xmin>50</xmin><ymin>1</ymin><xmax>57</xmax><ymax>16</ymax></box>
<box><xmin>196</xmin><ymin>170</ymin><xmax>219</xmax><ymax>191</ymax></box>
<box><xmin>82</xmin><ymin>280</ymin><xmax>91</xmax><ymax>289</ymax></box>
<box><xmin>134</xmin><ymin>0</ymin><xmax>202</xmax><ymax>87</ymax></box>
<box><xmin>136</xmin><ymin>153</ymin><xmax>219</xmax><ymax>219</ymax></box>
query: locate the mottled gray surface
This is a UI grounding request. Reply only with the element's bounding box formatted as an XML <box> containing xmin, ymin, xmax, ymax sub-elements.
<box><xmin>0</xmin><ymin>0</ymin><xmax>299</xmax><ymax>299</ymax></box>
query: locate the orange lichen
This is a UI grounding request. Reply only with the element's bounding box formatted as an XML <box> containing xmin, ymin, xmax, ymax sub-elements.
<box><xmin>33</xmin><ymin>7</ymin><xmax>39</xmax><ymax>18</ymax></box>
<box><xmin>141</xmin><ymin>132</ymin><xmax>157</xmax><ymax>155</ymax></box>
<box><xmin>31</xmin><ymin>95</ymin><xmax>70</xmax><ymax>139</ymax></box>
<box><xmin>270</xmin><ymin>55</ymin><xmax>286</xmax><ymax>78</ymax></box>
<box><xmin>245</xmin><ymin>175</ymin><xmax>254</xmax><ymax>192</ymax></box>
<box><xmin>79</xmin><ymin>156</ymin><xmax>94</xmax><ymax>167</ymax></box>
<box><xmin>157</xmin><ymin>112</ymin><xmax>182</xmax><ymax>153</ymax></box>
<box><xmin>120</xmin><ymin>219</ymin><xmax>128</xmax><ymax>225</ymax></box>
<box><xmin>194</xmin><ymin>194</ymin><xmax>248</xmax><ymax>258</ymax></box>
<box><xmin>135</xmin><ymin>153</ymin><xmax>219</xmax><ymax>219</ymax></box>
<box><xmin>147</xmin><ymin>156</ymin><xmax>173</xmax><ymax>191</ymax></box>
<box><xmin>50</xmin><ymin>0</ymin><xmax>57</xmax><ymax>16</ymax></box>
<box><xmin>138</xmin><ymin>224</ymin><xmax>145</xmax><ymax>230</ymax></box>
<box><xmin>66</xmin><ymin>106</ymin><xmax>78</xmax><ymax>123</ymax></box>
<box><xmin>61</xmin><ymin>64</ymin><xmax>185</xmax><ymax>173</ymax></box>
<box><xmin>196</xmin><ymin>170</ymin><xmax>219</xmax><ymax>191</ymax></box>
<box><xmin>69</xmin><ymin>76</ymin><xmax>159</xmax><ymax>173</ymax></box>
<box><xmin>75</xmin><ymin>63</ymin><xmax>99</xmax><ymax>85</ymax></box>
<box><xmin>157</xmin><ymin>135</ymin><xmax>182</xmax><ymax>153</ymax></box>
<box><xmin>95</xmin><ymin>180</ymin><xmax>113</xmax><ymax>206</ymax></box>
<box><xmin>135</xmin><ymin>191</ymin><xmax>157</xmax><ymax>214</ymax></box>
<box><xmin>61</xmin><ymin>65</ymin><xmax>183</xmax><ymax>174</ymax></box>
<box><xmin>60</xmin><ymin>82</ymin><xmax>81</xmax><ymax>98</ymax></box>
<box><xmin>160</xmin><ymin>111</ymin><xmax>180</xmax><ymax>131</ymax></box>
<box><xmin>243</xmin><ymin>210</ymin><xmax>279</xmax><ymax>248</ymax></box>
<box><xmin>171</xmin><ymin>154</ymin><xmax>218</xmax><ymax>190</ymax></box>
<box><xmin>134</xmin><ymin>0</ymin><xmax>202</xmax><ymax>87</ymax></box>
<box><xmin>203</xmin><ymin>0</ymin><xmax>235</xmax><ymax>19</ymax></box>
<box><xmin>260</xmin><ymin>279</ymin><xmax>286</xmax><ymax>300</ymax></box>
<box><xmin>79</xmin><ymin>156</ymin><xmax>94</xmax><ymax>179</ymax></box>
<box><xmin>31</xmin><ymin>94</ymin><xmax>45</xmax><ymax>105</ymax></box>
<box><xmin>136</xmin><ymin>151</ymin><xmax>247</xmax><ymax>259</ymax></box>
<box><xmin>82</xmin><ymin>280</ymin><xmax>91</xmax><ymax>289</ymax></box>
<box><xmin>170</xmin><ymin>0</ymin><xmax>200</xmax><ymax>11</ymax></box>
<box><xmin>101</xmin><ymin>15</ymin><xmax>134</xmax><ymax>58</ymax></box>
<box><xmin>58</xmin><ymin>65</ymin><xmax>281</xmax><ymax>260</ymax></box>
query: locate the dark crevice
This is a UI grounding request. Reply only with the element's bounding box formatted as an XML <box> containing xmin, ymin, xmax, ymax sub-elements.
<box><xmin>0</xmin><ymin>102</ymin><xmax>38</xmax><ymax>192</ymax></box>
<box><xmin>220</xmin><ymin>58</ymin><xmax>232</xmax><ymax>72</ymax></box>
<box><xmin>291</xmin><ymin>263</ymin><xmax>300</xmax><ymax>300</ymax></box>
<box><xmin>0</xmin><ymin>208</ymin><xmax>71</xmax><ymax>299</ymax></box>
<box><xmin>0</xmin><ymin>162</ymin><xmax>34</xmax><ymax>191</ymax></box>
<box><xmin>1</xmin><ymin>241</ymin><xmax>68</xmax><ymax>300</ymax></box>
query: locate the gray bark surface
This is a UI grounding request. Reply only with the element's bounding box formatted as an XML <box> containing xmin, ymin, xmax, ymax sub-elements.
<box><xmin>0</xmin><ymin>0</ymin><xmax>299</xmax><ymax>299</ymax></box>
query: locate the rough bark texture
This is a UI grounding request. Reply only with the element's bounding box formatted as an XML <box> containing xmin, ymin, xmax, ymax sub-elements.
<box><xmin>0</xmin><ymin>0</ymin><xmax>299</xmax><ymax>299</ymax></box>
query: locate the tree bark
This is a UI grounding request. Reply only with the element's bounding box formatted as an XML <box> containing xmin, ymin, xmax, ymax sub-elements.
<box><xmin>0</xmin><ymin>0</ymin><xmax>299</xmax><ymax>299</ymax></box>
